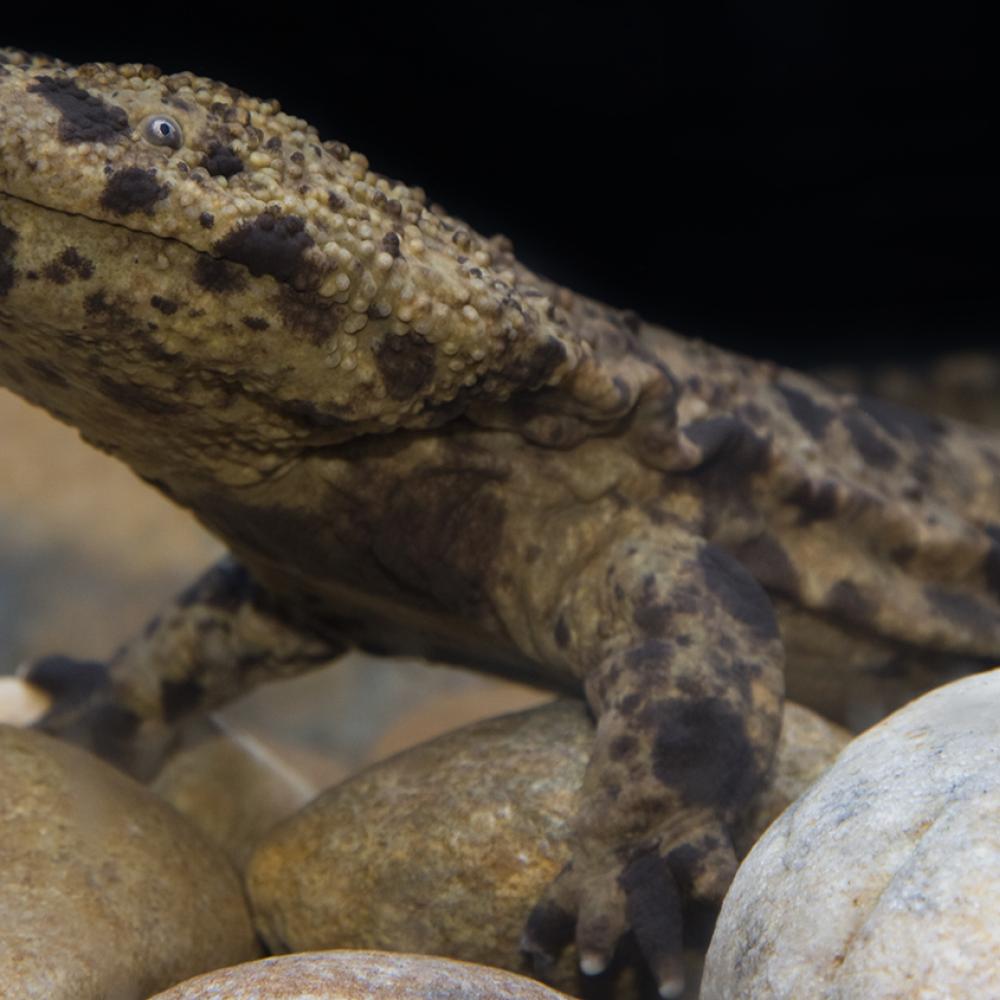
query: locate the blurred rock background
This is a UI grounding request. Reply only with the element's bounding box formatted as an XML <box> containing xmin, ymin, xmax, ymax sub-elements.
<box><xmin>0</xmin><ymin>390</ymin><xmax>551</xmax><ymax>792</ymax></box>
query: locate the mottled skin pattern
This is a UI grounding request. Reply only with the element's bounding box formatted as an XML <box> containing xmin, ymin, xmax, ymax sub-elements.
<box><xmin>0</xmin><ymin>49</ymin><xmax>998</xmax><ymax>997</ymax></box>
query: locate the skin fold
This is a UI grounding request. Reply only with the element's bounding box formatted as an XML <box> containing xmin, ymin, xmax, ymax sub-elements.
<box><xmin>1</xmin><ymin>48</ymin><xmax>998</xmax><ymax>997</ymax></box>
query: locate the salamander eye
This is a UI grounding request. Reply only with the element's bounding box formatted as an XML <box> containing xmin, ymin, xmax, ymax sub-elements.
<box><xmin>141</xmin><ymin>115</ymin><xmax>183</xmax><ymax>149</ymax></box>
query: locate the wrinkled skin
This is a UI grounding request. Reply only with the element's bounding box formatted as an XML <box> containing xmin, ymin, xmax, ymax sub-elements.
<box><xmin>1</xmin><ymin>49</ymin><xmax>998</xmax><ymax>998</ymax></box>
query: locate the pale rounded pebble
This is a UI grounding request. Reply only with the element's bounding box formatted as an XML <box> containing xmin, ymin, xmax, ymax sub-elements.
<box><xmin>148</xmin><ymin>950</ymin><xmax>575</xmax><ymax>999</ymax></box>
<box><xmin>248</xmin><ymin>702</ymin><xmax>591</xmax><ymax>990</ymax></box>
<box><xmin>0</xmin><ymin>725</ymin><xmax>259</xmax><ymax>1000</ymax></box>
<box><xmin>247</xmin><ymin>699</ymin><xmax>847</xmax><ymax>997</ymax></box>
<box><xmin>702</xmin><ymin>668</ymin><xmax>1000</xmax><ymax>999</ymax></box>
<box><xmin>0</xmin><ymin>676</ymin><xmax>50</xmax><ymax>727</ymax></box>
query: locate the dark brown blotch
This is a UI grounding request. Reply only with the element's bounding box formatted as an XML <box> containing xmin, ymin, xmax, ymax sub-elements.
<box><xmin>374</xmin><ymin>331</ymin><xmax>437</xmax><ymax>400</ymax></box>
<box><xmin>825</xmin><ymin>579</ymin><xmax>877</xmax><ymax>623</ymax></box>
<box><xmin>0</xmin><ymin>222</ymin><xmax>17</xmax><ymax>297</ymax></box>
<box><xmin>522</xmin><ymin>897</ymin><xmax>575</xmax><ymax>960</ymax></box>
<box><xmin>634</xmin><ymin>602</ymin><xmax>673</xmax><ymax>635</ymax></box>
<box><xmin>29</xmin><ymin>75</ymin><xmax>130</xmax><ymax>144</ymax></box>
<box><xmin>729</xmin><ymin>534</ymin><xmax>800</xmax><ymax>597</ymax></box>
<box><xmin>776</xmin><ymin>382</ymin><xmax>836</xmax><ymax>439</ymax></box>
<box><xmin>609</xmin><ymin>733</ymin><xmax>638</xmax><ymax>760</ymax></box>
<box><xmin>277</xmin><ymin>287</ymin><xmax>344</xmax><ymax>344</ymax></box>
<box><xmin>213</xmin><ymin>212</ymin><xmax>315</xmax><ymax>285</ymax></box>
<box><xmin>698</xmin><ymin>544</ymin><xmax>780</xmax><ymax>641</ymax></box>
<box><xmin>381</xmin><ymin>231</ymin><xmax>401</xmax><ymax>258</ymax></box>
<box><xmin>786</xmin><ymin>476</ymin><xmax>841</xmax><ymax>524</ymax></box>
<box><xmin>160</xmin><ymin>678</ymin><xmax>204</xmax><ymax>724</ymax></box>
<box><xmin>42</xmin><ymin>261</ymin><xmax>70</xmax><ymax>285</ymax></box>
<box><xmin>193</xmin><ymin>254</ymin><xmax>247</xmax><ymax>293</ymax></box>
<box><xmin>553</xmin><ymin>614</ymin><xmax>570</xmax><ymax>649</ymax></box>
<box><xmin>149</xmin><ymin>295</ymin><xmax>178</xmax><ymax>315</ymax></box>
<box><xmin>100</xmin><ymin>167</ymin><xmax>169</xmax><ymax>216</ymax></box>
<box><xmin>843</xmin><ymin>411</ymin><xmax>899</xmax><ymax>469</ymax></box>
<box><xmin>201</xmin><ymin>141</ymin><xmax>244</xmax><ymax>178</ymax></box>
<box><xmin>242</xmin><ymin>315</ymin><xmax>270</xmax><ymax>331</ymax></box>
<box><xmin>683</xmin><ymin>415</ymin><xmax>771</xmax><ymax>478</ymax></box>
<box><xmin>83</xmin><ymin>290</ymin><xmax>137</xmax><ymax>333</ymax></box>
<box><xmin>620</xmin><ymin>692</ymin><xmax>642</xmax><ymax>716</ymax></box>
<box><xmin>624</xmin><ymin>638</ymin><xmax>673</xmax><ymax>675</ymax></box>
<box><xmin>59</xmin><ymin>247</ymin><xmax>93</xmax><ymax>278</ymax></box>
<box><xmin>504</xmin><ymin>335</ymin><xmax>568</xmax><ymax>390</ymax></box>
<box><xmin>199</xmin><ymin>212</ymin><xmax>215</xmax><ymax>229</ymax></box>
<box><xmin>177</xmin><ymin>559</ymin><xmax>255</xmax><ymax>614</ymax></box>
<box><xmin>890</xmin><ymin>544</ymin><xmax>917</xmax><ymax>566</ymax></box>
<box><xmin>24</xmin><ymin>654</ymin><xmax>108</xmax><ymax>707</ymax></box>
<box><xmin>642</xmin><ymin>695</ymin><xmax>760</xmax><ymax>810</ymax></box>
<box><xmin>42</xmin><ymin>246</ymin><xmax>94</xmax><ymax>285</ymax></box>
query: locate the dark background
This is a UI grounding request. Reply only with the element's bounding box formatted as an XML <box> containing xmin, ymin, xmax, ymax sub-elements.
<box><xmin>7</xmin><ymin>6</ymin><xmax>998</xmax><ymax>368</ymax></box>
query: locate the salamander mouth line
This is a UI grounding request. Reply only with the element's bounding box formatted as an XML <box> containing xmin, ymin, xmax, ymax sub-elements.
<box><xmin>0</xmin><ymin>188</ymin><xmax>244</xmax><ymax>277</ymax></box>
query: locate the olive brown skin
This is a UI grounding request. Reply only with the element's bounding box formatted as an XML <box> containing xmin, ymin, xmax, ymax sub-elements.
<box><xmin>1</xmin><ymin>47</ymin><xmax>999</xmax><ymax>998</ymax></box>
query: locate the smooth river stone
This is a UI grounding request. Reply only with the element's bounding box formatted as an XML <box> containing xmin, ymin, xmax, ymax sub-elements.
<box><xmin>0</xmin><ymin>725</ymin><xmax>259</xmax><ymax>1000</ymax></box>
<box><xmin>152</xmin><ymin>726</ymin><xmax>336</xmax><ymax>872</ymax></box>
<box><xmin>149</xmin><ymin>950</ymin><xmax>575</xmax><ymax>999</ymax></box>
<box><xmin>702</xmin><ymin>668</ymin><xmax>1000</xmax><ymax>999</ymax></box>
<box><xmin>247</xmin><ymin>699</ymin><xmax>848</xmax><ymax>997</ymax></box>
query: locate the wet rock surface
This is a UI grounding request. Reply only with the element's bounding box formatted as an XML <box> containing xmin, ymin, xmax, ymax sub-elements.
<box><xmin>248</xmin><ymin>700</ymin><xmax>849</xmax><ymax>998</ymax></box>
<box><xmin>151</xmin><ymin>724</ymin><xmax>342</xmax><ymax>873</ymax></box>
<box><xmin>702</xmin><ymin>668</ymin><xmax>1000</xmax><ymax>999</ymax></box>
<box><xmin>248</xmin><ymin>703</ymin><xmax>591</xmax><ymax>989</ymax></box>
<box><xmin>0</xmin><ymin>725</ymin><xmax>259</xmax><ymax>1000</ymax></box>
<box><xmin>0</xmin><ymin>390</ymin><xmax>549</xmax><ymax>784</ymax></box>
<box><xmin>148</xmin><ymin>950</ymin><xmax>575</xmax><ymax>999</ymax></box>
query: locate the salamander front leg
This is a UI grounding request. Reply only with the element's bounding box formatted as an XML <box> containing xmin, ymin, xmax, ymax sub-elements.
<box><xmin>520</xmin><ymin>529</ymin><xmax>784</xmax><ymax>997</ymax></box>
<box><xmin>7</xmin><ymin>557</ymin><xmax>345</xmax><ymax>779</ymax></box>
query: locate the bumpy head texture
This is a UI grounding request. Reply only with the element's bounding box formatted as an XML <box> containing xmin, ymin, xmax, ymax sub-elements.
<box><xmin>0</xmin><ymin>48</ymin><xmax>597</xmax><ymax>445</ymax></box>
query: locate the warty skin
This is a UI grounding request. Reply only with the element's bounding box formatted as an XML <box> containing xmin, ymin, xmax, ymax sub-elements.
<box><xmin>1</xmin><ymin>48</ymin><xmax>999</xmax><ymax>997</ymax></box>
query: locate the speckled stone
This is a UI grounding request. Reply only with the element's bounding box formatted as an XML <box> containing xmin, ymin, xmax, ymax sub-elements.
<box><xmin>702</xmin><ymin>668</ymin><xmax>1000</xmax><ymax>999</ymax></box>
<box><xmin>148</xmin><ymin>950</ymin><xmax>576</xmax><ymax>999</ymax></box>
<box><xmin>248</xmin><ymin>703</ymin><xmax>590</xmax><ymax>989</ymax></box>
<box><xmin>0</xmin><ymin>725</ymin><xmax>259</xmax><ymax>1000</ymax></box>
<box><xmin>247</xmin><ymin>699</ymin><xmax>848</xmax><ymax>997</ymax></box>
